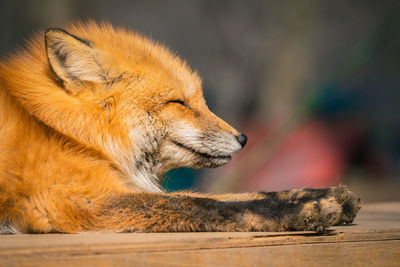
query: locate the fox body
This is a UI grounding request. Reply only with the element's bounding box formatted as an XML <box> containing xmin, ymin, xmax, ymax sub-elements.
<box><xmin>0</xmin><ymin>22</ymin><xmax>360</xmax><ymax>234</ymax></box>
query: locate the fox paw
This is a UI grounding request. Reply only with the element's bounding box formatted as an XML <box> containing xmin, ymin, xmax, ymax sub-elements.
<box><xmin>289</xmin><ymin>185</ymin><xmax>361</xmax><ymax>233</ymax></box>
<box><xmin>323</xmin><ymin>185</ymin><xmax>361</xmax><ymax>226</ymax></box>
<box><xmin>312</xmin><ymin>185</ymin><xmax>362</xmax><ymax>229</ymax></box>
<box><xmin>245</xmin><ymin>185</ymin><xmax>361</xmax><ymax>233</ymax></box>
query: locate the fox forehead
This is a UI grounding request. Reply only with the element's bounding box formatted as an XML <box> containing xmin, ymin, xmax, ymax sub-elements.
<box><xmin>64</xmin><ymin>22</ymin><xmax>202</xmax><ymax>99</ymax></box>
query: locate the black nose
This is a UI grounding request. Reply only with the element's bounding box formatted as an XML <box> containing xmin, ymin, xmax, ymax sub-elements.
<box><xmin>236</xmin><ymin>133</ymin><xmax>247</xmax><ymax>148</ymax></box>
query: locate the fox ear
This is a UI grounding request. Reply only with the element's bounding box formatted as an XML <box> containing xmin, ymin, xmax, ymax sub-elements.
<box><xmin>45</xmin><ymin>28</ymin><xmax>104</xmax><ymax>84</ymax></box>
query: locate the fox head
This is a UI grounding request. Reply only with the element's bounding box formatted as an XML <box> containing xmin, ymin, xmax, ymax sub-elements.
<box><xmin>1</xmin><ymin>22</ymin><xmax>247</xmax><ymax>191</ymax></box>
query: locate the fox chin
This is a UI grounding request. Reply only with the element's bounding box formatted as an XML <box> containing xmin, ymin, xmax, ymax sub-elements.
<box><xmin>0</xmin><ymin>21</ymin><xmax>360</xmax><ymax>234</ymax></box>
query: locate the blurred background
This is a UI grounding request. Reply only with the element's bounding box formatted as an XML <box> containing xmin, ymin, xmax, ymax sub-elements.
<box><xmin>2</xmin><ymin>0</ymin><xmax>400</xmax><ymax>202</ymax></box>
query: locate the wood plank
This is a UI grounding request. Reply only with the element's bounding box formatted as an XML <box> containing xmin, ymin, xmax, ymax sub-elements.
<box><xmin>0</xmin><ymin>202</ymin><xmax>399</xmax><ymax>266</ymax></box>
<box><xmin>1</xmin><ymin>231</ymin><xmax>399</xmax><ymax>258</ymax></box>
<box><xmin>3</xmin><ymin>240</ymin><xmax>399</xmax><ymax>267</ymax></box>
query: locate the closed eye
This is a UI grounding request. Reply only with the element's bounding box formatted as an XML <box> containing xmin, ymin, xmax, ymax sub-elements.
<box><xmin>168</xmin><ymin>100</ymin><xmax>190</xmax><ymax>108</ymax></box>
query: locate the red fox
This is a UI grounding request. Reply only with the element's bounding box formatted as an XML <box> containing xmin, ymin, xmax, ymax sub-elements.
<box><xmin>0</xmin><ymin>22</ymin><xmax>360</xmax><ymax>234</ymax></box>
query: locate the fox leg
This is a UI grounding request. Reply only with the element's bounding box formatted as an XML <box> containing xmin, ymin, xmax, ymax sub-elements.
<box><xmin>97</xmin><ymin>187</ymin><xmax>360</xmax><ymax>233</ymax></box>
<box><xmin>176</xmin><ymin>185</ymin><xmax>361</xmax><ymax>227</ymax></box>
<box><xmin>14</xmin><ymin>186</ymin><xmax>360</xmax><ymax>233</ymax></box>
<box><xmin>97</xmin><ymin>192</ymin><xmax>326</xmax><ymax>232</ymax></box>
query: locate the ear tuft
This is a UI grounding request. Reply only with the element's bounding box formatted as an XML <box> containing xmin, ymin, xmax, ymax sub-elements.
<box><xmin>45</xmin><ymin>28</ymin><xmax>104</xmax><ymax>84</ymax></box>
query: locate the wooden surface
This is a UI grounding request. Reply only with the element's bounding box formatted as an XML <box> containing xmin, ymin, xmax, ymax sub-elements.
<box><xmin>0</xmin><ymin>202</ymin><xmax>399</xmax><ymax>266</ymax></box>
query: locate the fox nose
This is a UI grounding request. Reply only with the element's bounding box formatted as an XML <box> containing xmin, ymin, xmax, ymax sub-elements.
<box><xmin>236</xmin><ymin>133</ymin><xmax>248</xmax><ymax>148</ymax></box>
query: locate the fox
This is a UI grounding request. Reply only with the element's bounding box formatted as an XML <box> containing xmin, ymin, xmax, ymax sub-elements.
<box><xmin>0</xmin><ymin>21</ymin><xmax>360</xmax><ymax>234</ymax></box>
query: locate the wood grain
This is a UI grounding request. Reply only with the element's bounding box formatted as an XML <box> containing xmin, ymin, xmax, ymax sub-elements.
<box><xmin>1</xmin><ymin>202</ymin><xmax>399</xmax><ymax>266</ymax></box>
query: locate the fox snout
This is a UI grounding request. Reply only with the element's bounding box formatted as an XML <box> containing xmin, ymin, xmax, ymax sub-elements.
<box><xmin>164</xmin><ymin>118</ymin><xmax>246</xmax><ymax>170</ymax></box>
